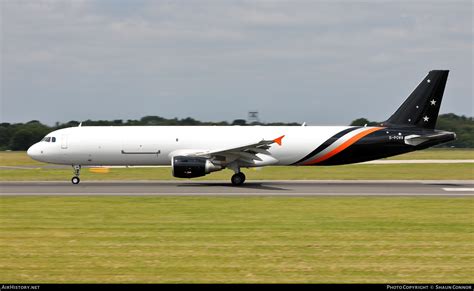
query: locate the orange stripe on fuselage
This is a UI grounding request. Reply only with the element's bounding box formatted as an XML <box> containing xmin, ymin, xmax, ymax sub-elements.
<box><xmin>303</xmin><ymin>127</ymin><xmax>384</xmax><ymax>165</ymax></box>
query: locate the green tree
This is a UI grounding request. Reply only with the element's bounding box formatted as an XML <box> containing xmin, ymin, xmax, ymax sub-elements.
<box><xmin>350</xmin><ymin>118</ymin><xmax>378</xmax><ymax>126</ymax></box>
<box><xmin>9</xmin><ymin>123</ymin><xmax>50</xmax><ymax>150</ymax></box>
<box><xmin>179</xmin><ymin>117</ymin><xmax>201</xmax><ymax>125</ymax></box>
<box><xmin>0</xmin><ymin>125</ymin><xmax>14</xmax><ymax>150</ymax></box>
<box><xmin>232</xmin><ymin>119</ymin><xmax>247</xmax><ymax>126</ymax></box>
<box><xmin>140</xmin><ymin>116</ymin><xmax>167</xmax><ymax>125</ymax></box>
<box><xmin>10</xmin><ymin>129</ymin><xmax>36</xmax><ymax>150</ymax></box>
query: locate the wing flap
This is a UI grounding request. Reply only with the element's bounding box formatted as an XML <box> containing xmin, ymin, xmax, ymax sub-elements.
<box><xmin>195</xmin><ymin>135</ymin><xmax>284</xmax><ymax>157</ymax></box>
<box><xmin>189</xmin><ymin>135</ymin><xmax>285</xmax><ymax>166</ymax></box>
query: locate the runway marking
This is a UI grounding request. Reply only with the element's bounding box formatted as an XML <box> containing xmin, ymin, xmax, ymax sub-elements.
<box><xmin>1</xmin><ymin>193</ymin><xmax>473</xmax><ymax>197</ymax></box>
<box><xmin>2</xmin><ymin>181</ymin><xmax>474</xmax><ymax>197</ymax></box>
<box><xmin>443</xmin><ymin>188</ymin><xmax>474</xmax><ymax>192</ymax></box>
<box><xmin>363</xmin><ymin>160</ymin><xmax>474</xmax><ymax>164</ymax></box>
<box><xmin>0</xmin><ymin>166</ymin><xmax>40</xmax><ymax>170</ymax></box>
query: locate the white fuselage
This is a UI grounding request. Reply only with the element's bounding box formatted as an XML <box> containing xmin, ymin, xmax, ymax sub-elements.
<box><xmin>27</xmin><ymin>126</ymin><xmax>357</xmax><ymax>167</ymax></box>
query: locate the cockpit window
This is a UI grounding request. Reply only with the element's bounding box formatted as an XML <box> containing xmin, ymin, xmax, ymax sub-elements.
<box><xmin>52</xmin><ymin>137</ymin><xmax>56</xmax><ymax>142</ymax></box>
<box><xmin>42</xmin><ymin>137</ymin><xmax>51</xmax><ymax>142</ymax></box>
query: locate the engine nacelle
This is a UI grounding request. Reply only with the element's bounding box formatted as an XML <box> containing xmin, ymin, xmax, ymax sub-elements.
<box><xmin>172</xmin><ymin>156</ymin><xmax>222</xmax><ymax>178</ymax></box>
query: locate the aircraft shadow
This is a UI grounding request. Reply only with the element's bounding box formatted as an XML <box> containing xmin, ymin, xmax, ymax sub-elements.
<box><xmin>177</xmin><ymin>182</ymin><xmax>288</xmax><ymax>191</ymax></box>
<box><xmin>426</xmin><ymin>183</ymin><xmax>462</xmax><ymax>187</ymax></box>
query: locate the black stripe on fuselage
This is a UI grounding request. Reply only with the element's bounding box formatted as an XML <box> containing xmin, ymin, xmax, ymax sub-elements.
<box><xmin>314</xmin><ymin>127</ymin><xmax>456</xmax><ymax>166</ymax></box>
<box><xmin>292</xmin><ymin>126</ymin><xmax>361</xmax><ymax>165</ymax></box>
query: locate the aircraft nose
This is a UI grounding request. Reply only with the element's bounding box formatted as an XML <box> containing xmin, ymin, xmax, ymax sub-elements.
<box><xmin>27</xmin><ymin>143</ymin><xmax>43</xmax><ymax>161</ymax></box>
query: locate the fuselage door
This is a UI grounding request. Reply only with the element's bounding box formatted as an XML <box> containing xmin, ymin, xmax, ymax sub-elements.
<box><xmin>61</xmin><ymin>134</ymin><xmax>68</xmax><ymax>149</ymax></box>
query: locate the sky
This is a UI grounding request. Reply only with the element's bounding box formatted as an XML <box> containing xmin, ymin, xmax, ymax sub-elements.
<box><xmin>1</xmin><ymin>0</ymin><xmax>472</xmax><ymax>126</ymax></box>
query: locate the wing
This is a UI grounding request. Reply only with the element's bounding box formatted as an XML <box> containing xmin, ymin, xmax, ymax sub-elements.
<box><xmin>191</xmin><ymin>135</ymin><xmax>285</xmax><ymax>166</ymax></box>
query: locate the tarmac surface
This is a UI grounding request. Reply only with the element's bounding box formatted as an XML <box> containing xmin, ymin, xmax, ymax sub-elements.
<box><xmin>1</xmin><ymin>160</ymin><xmax>473</xmax><ymax>171</ymax></box>
<box><xmin>1</xmin><ymin>180</ymin><xmax>473</xmax><ymax>196</ymax></box>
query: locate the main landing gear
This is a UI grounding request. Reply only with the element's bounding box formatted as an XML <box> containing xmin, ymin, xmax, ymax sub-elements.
<box><xmin>71</xmin><ymin>165</ymin><xmax>81</xmax><ymax>184</ymax></box>
<box><xmin>228</xmin><ymin>162</ymin><xmax>246</xmax><ymax>186</ymax></box>
<box><xmin>231</xmin><ymin>172</ymin><xmax>246</xmax><ymax>186</ymax></box>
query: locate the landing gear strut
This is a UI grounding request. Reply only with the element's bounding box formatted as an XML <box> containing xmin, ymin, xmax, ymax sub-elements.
<box><xmin>71</xmin><ymin>165</ymin><xmax>81</xmax><ymax>184</ymax></box>
<box><xmin>231</xmin><ymin>172</ymin><xmax>246</xmax><ymax>186</ymax></box>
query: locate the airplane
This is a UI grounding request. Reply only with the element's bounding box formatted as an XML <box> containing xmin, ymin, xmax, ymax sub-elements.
<box><xmin>27</xmin><ymin>70</ymin><xmax>456</xmax><ymax>186</ymax></box>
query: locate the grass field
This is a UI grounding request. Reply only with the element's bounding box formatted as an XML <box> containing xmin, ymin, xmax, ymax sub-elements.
<box><xmin>0</xmin><ymin>150</ymin><xmax>473</xmax><ymax>181</ymax></box>
<box><xmin>1</xmin><ymin>196</ymin><xmax>472</xmax><ymax>283</ymax></box>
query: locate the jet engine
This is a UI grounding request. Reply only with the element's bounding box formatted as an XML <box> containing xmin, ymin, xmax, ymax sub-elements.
<box><xmin>172</xmin><ymin>156</ymin><xmax>222</xmax><ymax>178</ymax></box>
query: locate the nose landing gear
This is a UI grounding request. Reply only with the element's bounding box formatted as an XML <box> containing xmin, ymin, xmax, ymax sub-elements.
<box><xmin>71</xmin><ymin>165</ymin><xmax>81</xmax><ymax>184</ymax></box>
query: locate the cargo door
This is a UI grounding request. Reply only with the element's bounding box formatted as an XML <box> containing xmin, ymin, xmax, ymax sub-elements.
<box><xmin>121</xmin><ymin>139</ymin><xmax>161</xmax><ymax>165</ymax></box>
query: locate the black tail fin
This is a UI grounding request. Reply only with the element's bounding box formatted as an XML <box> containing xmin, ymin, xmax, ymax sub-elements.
<box><xmin>383</xmin><ymin>70</ymin><xmax>449</xmax><ymax>129</ymax></box>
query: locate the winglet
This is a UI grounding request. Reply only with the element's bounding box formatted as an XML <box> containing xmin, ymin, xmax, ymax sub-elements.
<box><xmin>273</xmin><ymin>135</ymin><xmax>285</xmax><ymax>146</ymax></box>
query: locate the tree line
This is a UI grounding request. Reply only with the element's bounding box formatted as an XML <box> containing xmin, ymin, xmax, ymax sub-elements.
<box><xmin>0</xmin><ymin>113</ymin><xmax>472</xmax><ymax>150</ymax></box>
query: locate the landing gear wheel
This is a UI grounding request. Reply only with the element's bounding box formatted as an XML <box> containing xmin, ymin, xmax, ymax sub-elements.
<box><xmin>239</xmin><ymin>172</ymin><xmax>246</xmax><ymax>184</ymax></box>
<box><xmin>71</xmin><ymin>176</ymin><xmax>80</xmax><ymax>185</ymax></box>
<box><xmin>231</xmin><ymin>172</ymin><xmax>246</xmax><ymax>186</ymax></box>
<box><xmin>71</xmin><ymin>165</ymin><xmax>81</xmax><ymax>184</ymax></box>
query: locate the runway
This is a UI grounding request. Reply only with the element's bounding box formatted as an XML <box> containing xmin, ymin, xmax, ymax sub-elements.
<box><xmin>1</xmin><ymin>180</ymin><xmax>473</xmax><ymax>196</ymax></box>
<box><xmin>1</xmin><ymin>160</ymin><xmax>473</xmax><ymax>171</ymax></box>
